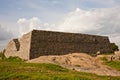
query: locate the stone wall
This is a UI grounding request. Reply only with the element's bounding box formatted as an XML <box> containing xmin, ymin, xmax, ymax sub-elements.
<box><xmin>5</xmin><ymin>30</ymin><xmax>112</xmax><ymax>60</ymax></box>
<box><xmin>30</xmin><ymin>30</ymin><xmax>112</xmax><ymax>59</ymax></box>
<box><xmin>5</xmin><ymin>32</ymin><xmax>32</xmax><ymax>60</ymax></box>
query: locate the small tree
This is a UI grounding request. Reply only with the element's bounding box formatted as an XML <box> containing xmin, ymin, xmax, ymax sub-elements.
<box><xmin>110</xmin><ymin>43</ymin><xmax>119</xmax><ymax>52</ymax></box>
<box><xmin>0</xmin><ymin>49</ymin><xmax>6</xmax><ymax>60</ymax></box>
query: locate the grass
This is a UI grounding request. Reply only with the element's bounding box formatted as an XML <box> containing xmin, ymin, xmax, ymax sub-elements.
<box><xmin>0</xmin><ymin>52</ymin><xmax>120</xmax><ymax>80</ymax></box>
<box><xmin>1</xmin><ymin>61</ymin><xmax>120</xmax><ymax>80</ymax></box>
<box><xmin>102</xmin><ymin>57</ymin><xmax>120</xmax><ymax>71</ymax></box>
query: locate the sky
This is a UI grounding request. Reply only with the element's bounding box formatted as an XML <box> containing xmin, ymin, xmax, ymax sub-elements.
<box><xmin>0</xmin><ymin>0</ymin><xmax>120</xmax><ymax>50</ymax></box>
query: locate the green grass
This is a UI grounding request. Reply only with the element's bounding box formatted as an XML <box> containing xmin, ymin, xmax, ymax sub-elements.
<box><xmin>0</xmin><ymin>53</ymin><xmax>120</xmax><ymax>80</ymax></box>
<box><xmin>102</xmin><ymin>57</ymin><xmax>120</xmax><ymax>71</ymax></box>
<box><xmin>1</xmin><ymin>61</ymin><xmax>120</xmax><ymax>80</ymax></box>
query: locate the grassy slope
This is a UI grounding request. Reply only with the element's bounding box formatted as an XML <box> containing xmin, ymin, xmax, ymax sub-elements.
<box><xmin>0</xmin><ymin>57</ymin><xmax>120</xmax><ymax>80</ymax></box>
<box><xmin>102</xmin><ymin>57</ymin><xmax>120</xmax><ymax>71</ymax></box>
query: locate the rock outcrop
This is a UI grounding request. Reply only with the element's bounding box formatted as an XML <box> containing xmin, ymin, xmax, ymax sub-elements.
<box><xmin>27</xmin><ymin>53</ymin><xmax>120</xmax><ymax>76</ymax></box>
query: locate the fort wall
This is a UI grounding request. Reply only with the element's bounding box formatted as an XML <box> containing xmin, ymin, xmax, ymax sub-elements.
<box><xmin>5</xmin><ymin>30</ymin><xmax>112</xmax><ymax>60</ymax></box>
<box><xmin>30</xmin><ymin>30</ymin><xmax>112</xmax><ymax>59</ymax></box>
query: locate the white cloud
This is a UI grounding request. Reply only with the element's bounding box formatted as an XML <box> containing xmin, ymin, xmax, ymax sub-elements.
<box><xmin>17</xmin><ymin>17</ymin><xmax>56</xmax><ymax>36</ymax></box>
<box><xmin>57</xmin><ymin>7</ymin><xmax>120</xmax><ymax>48</ymax></box>
<box><xmin>57</xmin><ymin>7</ymin><xmax>120</xmax><ymax>33</ymax></box>
<box><xmin>17</xmin><ymin>7</ymin><xmax>120</xmax><ymax>48</ymax></box>
<box><xmin>17</xmin><ymin>17</ymin><xmax>46</xmax><ymax>36</ymax></box>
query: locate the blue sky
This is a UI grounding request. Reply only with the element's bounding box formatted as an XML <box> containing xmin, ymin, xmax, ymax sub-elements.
<box><xmin>1</xmin><ymin>0</ymin><xmax>119</xmax><ymax>23</ymax></box>
<box><xmin>0</xmin><ymin>0</ymin><xmax>120</xmax><ymax>50</ymax></box>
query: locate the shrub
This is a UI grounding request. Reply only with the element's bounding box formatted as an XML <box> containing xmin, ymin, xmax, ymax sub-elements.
<box><xmin>5</xmin><ymin>56</ymin><xmax>23</xmax><ymax>62</ymax></box>
<box><xmin>110</xmin><ymin>43</ymin><xmax>119</xmax><ymax>52</ymax></box>
<box><xmin>0</xmin><ymin>50</ymin><xmax>6</xmax><ymax>60</ymax></box>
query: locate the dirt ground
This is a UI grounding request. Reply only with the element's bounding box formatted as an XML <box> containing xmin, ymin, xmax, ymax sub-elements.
<box><xmin>27</xmin><ymin>53</ymin><xmax>120</xmax><ymax>76</ymax></box>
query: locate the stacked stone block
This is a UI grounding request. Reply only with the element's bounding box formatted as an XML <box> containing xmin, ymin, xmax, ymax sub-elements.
<box><xmin>30</xmin><ymin>30</ymin><xmax>112</xmax><ymax>59</ymax></box>
<box><xmin>5</xmin><ymin>30</ymin><xmax>112</xmax><ymax>60</ymax></box>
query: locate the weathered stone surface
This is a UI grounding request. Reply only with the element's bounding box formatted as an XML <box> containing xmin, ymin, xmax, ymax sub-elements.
<box><xmin>27</xmin><ymin>53</ymin><xmax>120</xmax><ymax>76</ymax></box>
<box><xmin>5</xmin><ymin>32</ymin><xmax>31</xmax><ymax>60</ymax></box>
<box><xmin>5</xmin><ymin>30</ymin><xmax>112</xmax><ymax>60</ymax></box>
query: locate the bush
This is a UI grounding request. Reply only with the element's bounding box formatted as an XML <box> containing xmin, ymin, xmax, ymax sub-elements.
<box><xmin>110</xmin><ymin>43</ymin><xmax>119</xmax><ymax>52</ymax></box>
<box><xmin>5</xmin><ymin>56</ymin><xmax>23</xmax><ymax>62</ymax></box>
<box><xmin>0</xmin><ymin>49</ymin><xmax>23</xmax><ymax>62</ymax></box>
<box><xmin>0</xmin><ymin>49</ymin><xmax>6</xmax><ymax>60</ymax></box>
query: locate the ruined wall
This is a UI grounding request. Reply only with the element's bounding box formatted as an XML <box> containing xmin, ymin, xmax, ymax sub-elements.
<box><xmin>5</xmin><ymin>32</ymin><xmax>32</xmax><ymax>60</ymax></box>
<box><xmin>5</xmin><ymin>39</ymin><xmax>20</xmax><ymax>57</ymax></box>
<box><xmin>5</xmin><ymin>30</ymin><xmax>112</xmax><ymax>60</ymax></box>
<box><xmin>30</xmin><ymin>30</ymin><xmax>112</xmax><ymax>59</ymax></box>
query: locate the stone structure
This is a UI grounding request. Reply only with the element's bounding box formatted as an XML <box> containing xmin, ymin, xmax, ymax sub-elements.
<box><xmin>5</xmin><ymin>32</ymin><xmax>31</xmax><ymax>60</ymax></box>
<box><xmin>5</xmin><ymin>30</ymin><xmax>112</xmax><ymax>60</ymax></box>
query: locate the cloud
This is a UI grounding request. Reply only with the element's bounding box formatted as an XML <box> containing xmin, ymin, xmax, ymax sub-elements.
<box><xmin>57</xmin><ymin>7</ymin><xmax>120</xmax><ymax>33</ymax></box>
<box><xmin>57</xmin><ymin>7</ymin><xmax>120</xmax><ymax>48</ymax></box>
<box><xmin>17</xmin><ymin>17</ymin><xmax>49</xmax><ymax>35</ymax></box>
<box><xmin>17</xmin><ymin>17</ymin><xmax>56</xmax><ymax>36</ymax></box>
<box><xmin>17</xmin><ymin>7</ymin><xmax>120</xmax><ymax>48</ymax></box>
<box><xmin>0</xmin><ymin>25</ymin><xmax>13</xmax><ymax>41</ymax></box>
